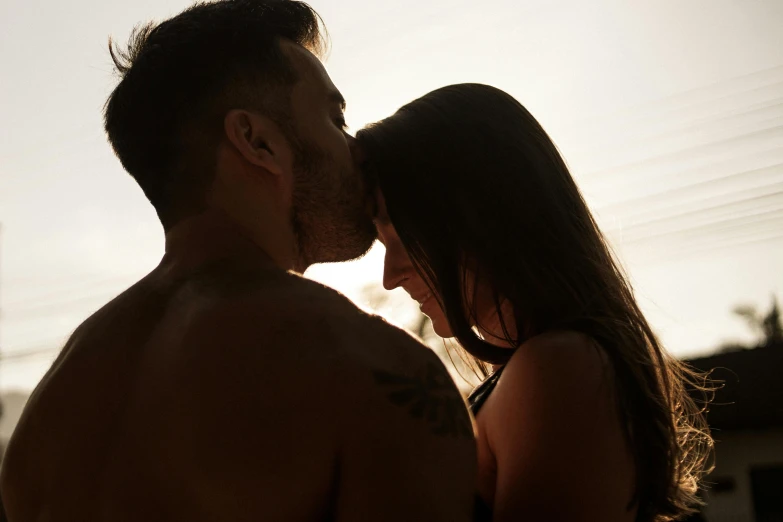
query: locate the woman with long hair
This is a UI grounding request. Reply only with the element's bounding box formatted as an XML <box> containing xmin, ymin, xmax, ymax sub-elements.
<box><xmin>356</xmin><ymin>84</ymin><xmax>713</xmax><ymax>522</ymax></box>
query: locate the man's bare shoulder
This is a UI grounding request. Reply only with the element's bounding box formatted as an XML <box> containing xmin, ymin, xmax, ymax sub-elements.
<box><xmin>190</xmin><ymin>268</ymin><xmax>431</xmax><ymax>362</ymax></box>
<box><xmin>185</xmin><ymin>269</ymin><xmax>471</xmax><ymax>434</ymax></box>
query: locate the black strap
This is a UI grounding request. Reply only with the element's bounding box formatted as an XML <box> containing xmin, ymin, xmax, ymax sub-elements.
<box><xmin>468</xmin><ymin>366</ymin><xmax>506</xmax><ymax>416</ymax></box>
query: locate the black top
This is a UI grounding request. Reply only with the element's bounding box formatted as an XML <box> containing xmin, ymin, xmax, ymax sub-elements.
<box><xmin>468</xmin><ymin>366</ymin><xmax>506</xmax><ymax>416</ymax></box>
<box><xmin>468</xmin><ymin>366</ymin><xmax>505</xmax><ymax>521</ymax></box>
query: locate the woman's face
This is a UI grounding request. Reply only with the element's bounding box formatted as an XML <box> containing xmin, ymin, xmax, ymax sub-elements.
<box><xmin>373</xmin><ymin>191</ymin><xmax>454</xmax><ymax>338</ymax></box>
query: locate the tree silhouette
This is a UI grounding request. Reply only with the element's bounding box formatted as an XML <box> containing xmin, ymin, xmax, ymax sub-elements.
<box><xmin>762</xmin><ymin>298</ymin><xmax>783</xmax><ymax>345</ymax></box>
<box><xmin>732</xmin><ymin>295</ymin><xmax>783</xmax><ymax>347</ymax></box>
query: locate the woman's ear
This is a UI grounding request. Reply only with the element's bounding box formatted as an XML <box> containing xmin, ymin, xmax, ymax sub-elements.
<box><xmin>223</xmin><ymin>109</ymin><xmax>290</xmax><ymax>178</ymax></box>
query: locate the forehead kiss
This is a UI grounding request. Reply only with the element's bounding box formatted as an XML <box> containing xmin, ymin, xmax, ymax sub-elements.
<box><xmin>345</xmin><ymin>140</ymin><xmax>379</xmax><ymax>221</ymax></box>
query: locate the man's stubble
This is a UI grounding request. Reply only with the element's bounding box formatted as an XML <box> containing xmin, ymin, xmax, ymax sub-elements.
<box><xmin>288</xmin><ymin>133</ymin><xmax>377</xmax><ymax>269</ymax></box>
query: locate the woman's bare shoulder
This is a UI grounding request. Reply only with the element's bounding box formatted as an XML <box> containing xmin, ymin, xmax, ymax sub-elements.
<box><xmin>506</xmin><ymin>330</ymin><xmax>611</xmax><ymax>381</ymax></box>
<box><xmin>481</xmin><ymin>331</ymin><xmax>635</xmax><ymax>520</ymax></box>
<box><xmin>483</xmin><ymin>329</ymin><xmax>619</xmax><ymax>442</ymax></box>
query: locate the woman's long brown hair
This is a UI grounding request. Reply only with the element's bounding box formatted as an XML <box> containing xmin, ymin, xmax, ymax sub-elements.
<box><xmin>357</xmin><ymin>84</ymin><xmax>713</xmax><ymax>522</ymax></box>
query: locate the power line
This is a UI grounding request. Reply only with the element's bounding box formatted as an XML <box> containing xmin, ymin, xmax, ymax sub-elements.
<box><xmin>624</xmin><ymin>230</ymin><xmax>783</xmax><ymax>266</ymax></box>
<box><xmin>620</xmin><ymin>209</ymin><xmax>783</xmax><ymax>246</ymax></box>
<box><xmin>606</xmin><ymin>190</ymin><xmax>783</xmax><ymax>236</ymax></box>
<box><xmin>561</xmin><ymin>66</ymin><xmax>783</xmax><ymax>142</ymax></box>
<box><xmin>5</xmin><ymin>277</ymin><xmax>131</xmax><ymax>311</ymax></box>
<box><xmin>566</xmin><ymin>98</ymin><xmax>783</xmax><ymax>160</ymax></box>
<box><xmin>634</xmin><ymin>65</ymin><xmax>783</xmax><ymax>109</ymax></box>
<box><xmin>597</xmin><ymin>164</ymin><xmax>783</xmax><ymax>220</ymax></box>
<box><xmin>618</xmin><ymin>80</ymin><xmax>783</xmax><ymax>125</ymax></box>
<box><xmin>8</xmin><ymin>295</ymin><xmax>113</xmax><ymax>323</ymax></box>
<box><xmin>0</xmin><ymin>271</ymin><xmax>142</xmax><ymax>315</ymax></box>
<box><xmin>585</xmin><ymin>145</ymin><xmax>783</xmax><ymax>195</ymax></box>
<box><xmin>579</xmin><ymin>68</ymin><xmax>783</xmax><ymax>128</ymax></box>
<box><xmin>0</xmin><ymin>344</ymin><xmax>61</xmax><ymax>363</ymax></box>
<box><xmin>674</xmin><ymin>99</ymin><xmax>783</xmax><ymax>136</ymax></box>
<box><xmin>582</xmin><ymin>123</ymin><xmax>783</xmax><ymax>181</ymax></box>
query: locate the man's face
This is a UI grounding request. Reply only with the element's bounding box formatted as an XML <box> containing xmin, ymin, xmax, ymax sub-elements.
<box><xmin>281</xmin><ymin>41</ymin><xmax>376</xmax><ymax>269</ymax></box>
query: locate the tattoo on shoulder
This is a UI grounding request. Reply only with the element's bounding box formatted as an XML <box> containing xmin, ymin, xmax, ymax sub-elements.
<box><xmin>372</xmin><ymin>363</ymin><xmax>473</xmax><ymax>439</ymax></box>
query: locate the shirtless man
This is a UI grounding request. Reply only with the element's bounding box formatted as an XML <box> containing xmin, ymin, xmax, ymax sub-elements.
<box><xmin>0</xmin><ymin>2</ymin><xmax>476</xmax><ymax>520</ymax></box>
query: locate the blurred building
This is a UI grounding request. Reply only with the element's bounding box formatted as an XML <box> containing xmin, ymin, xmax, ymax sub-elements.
<box><xmin>687</xmin><ymin>343</ymin><xmax>783</xmax><ymax>522</ymax></box>
<box><xmin>0</xmin><ymin>391</ymin><xmax>29</xmax><ymax>465</ymax></box>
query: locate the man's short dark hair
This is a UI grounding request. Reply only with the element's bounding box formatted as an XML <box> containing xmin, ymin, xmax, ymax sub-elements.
<box><xmin>104</xmin><ymin>0</ymin><xmax>326</xmax><ymax>227</ymax></box>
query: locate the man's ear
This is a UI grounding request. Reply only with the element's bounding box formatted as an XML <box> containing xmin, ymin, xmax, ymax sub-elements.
<box><xmin>223</xmin><ymin>109</ymin><xmax>289</xmax><ymax>177</ymax></box>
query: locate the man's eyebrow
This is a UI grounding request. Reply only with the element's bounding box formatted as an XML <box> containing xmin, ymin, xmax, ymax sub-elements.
<box><xmin>328</xmin><ymin>90</ymin><xmax>346</xmax><ymax>111</ymax></box>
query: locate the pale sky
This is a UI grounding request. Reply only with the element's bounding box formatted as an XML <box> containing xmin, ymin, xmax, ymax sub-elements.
<box><xmin>1</xmin><ymin>0</ymin><xmax>782</xmax><ymax>391</ymax></box>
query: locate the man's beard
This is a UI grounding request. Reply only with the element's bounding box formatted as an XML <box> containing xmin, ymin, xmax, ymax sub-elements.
<box><xmin>288</xmin><ymin>136</ymin><xmax>377</xmax><ymax>270</ymax></box>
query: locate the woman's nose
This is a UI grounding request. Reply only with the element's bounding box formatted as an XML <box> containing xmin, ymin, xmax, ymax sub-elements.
<box><xmin>382</xmin><ymin>245</ymin><xmax>412</xmax><ymax>291</ymax></box>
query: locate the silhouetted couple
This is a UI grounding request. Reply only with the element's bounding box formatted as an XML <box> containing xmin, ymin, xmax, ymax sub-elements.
<box><xmin>0</xmin><ymin>1</ymin><xmax>712</xmax><ymax>521</ymax></box>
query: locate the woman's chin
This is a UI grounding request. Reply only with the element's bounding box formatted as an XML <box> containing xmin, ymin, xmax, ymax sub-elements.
<box><xmin>430</xmin><ymin>317</ymin><xmax>455</xmax><ymax>339</ymax></box>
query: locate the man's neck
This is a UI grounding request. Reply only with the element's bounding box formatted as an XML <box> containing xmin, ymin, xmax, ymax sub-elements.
<box><xmin>161</xmin><ymin>208</ymin><xmax>294</xmax><ymax>276</ymax></box>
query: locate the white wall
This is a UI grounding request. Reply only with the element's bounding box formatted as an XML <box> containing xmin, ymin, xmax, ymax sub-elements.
<box><xmin>0</xmin><ymin>392</ymin><xmax>29</xmax><ymax>442</ymax></box>
<box><xmin>703</xmin><ymin>428</ymin><xmax>783</xmax><ymax>522</ymax></box>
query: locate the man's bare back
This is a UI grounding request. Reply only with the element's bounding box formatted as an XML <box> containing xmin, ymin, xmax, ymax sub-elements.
<box><xmin>0</xmin><ymin>247</ymin><xmax>476</xmax><ymax>521</ymax></box>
